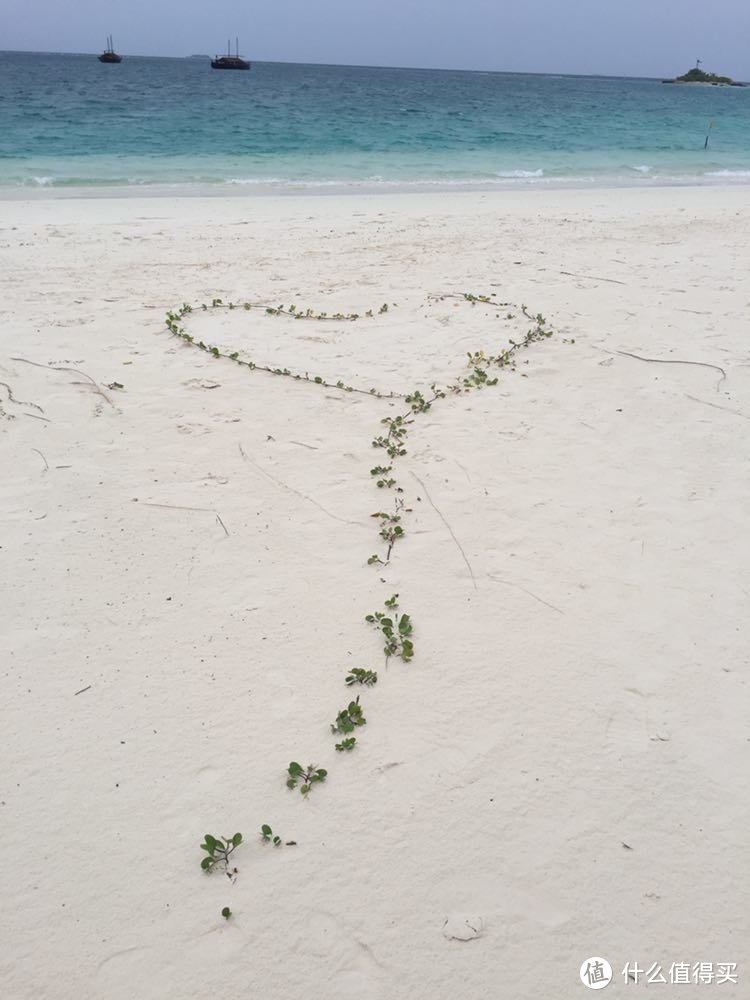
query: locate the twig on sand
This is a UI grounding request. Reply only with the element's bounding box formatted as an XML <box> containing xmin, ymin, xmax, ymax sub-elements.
<box><xmin>238</xmin><ymin>443</ymin><xmax>356</xmax><ymax>525</ymax></box>
<box><xmin>141</xmin><ymin>501</ymin><xmax>229</xmax><ymax>536</ymax></box>
<box><xmin>410</xmin><ymin>471</ymin><xmax>477</xmax><ymax>590</ymax></box>
<box><xmin>684</xmin><ymin>394</ymin><xmax>749</xmax><ymax>420</ymax></box>
<box><xmin>31</xmin><ymin>448</ymin><xmax>49</xmax><ymax>471</ymax></box>
<box><xmin>487</xmin><ymin>574</ymin><xmax>565</xmax><ymax>615</ymax></box>
<box><xmin>613</xmin><ymin>349</ymin><xmax>726</xmax><ymax>391</ymax></box>
<box><xmin>74</xmin><ymin>685</ymin><xmax>92</xmax><ymax>696</ymax></box>
<box><xmin>559</xmin><ymin>270</ymin><xmax>627</xmax><ymax>285</ymax></box>
<box><xmin>0</xmin><ymin>381</ymin><xmax>44</xmax><ymax>413</ymax></box>
<box><xmin>11</xmin><ymin>357</ymin><xmax>115</xmax><ymax>407</ymax></box>
<box><xmin>70</xmin><ymin>381</ymin><xmax>115</xmax><ymax>407</ymax></box>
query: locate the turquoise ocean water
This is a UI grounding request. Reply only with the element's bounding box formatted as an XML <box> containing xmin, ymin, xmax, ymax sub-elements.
<box><xmin>1</xmin><ymin>51</ymin><xmax>749</xmax><ymax>192</ymax></box>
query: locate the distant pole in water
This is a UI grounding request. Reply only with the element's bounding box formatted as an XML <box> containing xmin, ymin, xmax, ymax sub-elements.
<box><xmin>704</xmin><ymin>120</ymin><xmax>713</xmax><ymax>150</ymax></box>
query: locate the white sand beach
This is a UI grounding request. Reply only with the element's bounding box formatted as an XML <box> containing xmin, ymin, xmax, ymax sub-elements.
<box><xmin>2</xmin><ymin>186</ymin><xmax>748</xmax><ymax>998</ymax></box>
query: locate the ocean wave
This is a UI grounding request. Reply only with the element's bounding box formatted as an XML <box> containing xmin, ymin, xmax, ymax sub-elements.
<box><xmin>5</xmin><ymin>166</ymin><xmax>750</xmax><ymax>196</ymax></box>
<box><xmin>223</xmin><ymin>173</ymin><xmax>594</xmax><ymax>190</ymax></box>
<box><xmin>22</xmin><ymin>175</ymin><xmax>135</xmax><ymax>187</ymax></box>
<box><xmin>226</xmin><ymin>176</ymin><xmax>287</xmax><ymax>185</ymax></box>
<box><xmin>494</xmin><ymin>168</ymin><xmax>544</xmax><ymax>178</ymax></box>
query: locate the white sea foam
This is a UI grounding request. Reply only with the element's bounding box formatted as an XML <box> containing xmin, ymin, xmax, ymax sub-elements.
<box><xmin>9</xmin><ymin>168</ymin><xmax>750</xmax><ymax>199</ymax></box>
<box><xmin>494</xmin><ymin>168</ymin><xmax>544</xmax><ymax>178</ymax></box>
<box><xmin>226</xmin><ymin>177</ymin><xmax>287</xmax><ymax>185</ymax></box>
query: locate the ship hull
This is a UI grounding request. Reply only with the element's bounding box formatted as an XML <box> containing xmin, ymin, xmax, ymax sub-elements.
<box><xmin>211</xmin><ymin>58</ymin><xmax>250</xmax><ymax>70</ymax></box>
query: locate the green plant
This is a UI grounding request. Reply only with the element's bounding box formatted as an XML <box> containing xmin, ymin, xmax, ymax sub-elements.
<box><xmin>286</xmin><ymin>762</ymin><xmax>328</xmax><ymax>795</ymax></box>
<box><xmin>331</xmin><ymin>696</ymin><xmax>366</xmax><ymax>734</ymax></box>
<box><xmin>200</xmin><ymin>833</ymin><xmax>243</xmax><ymax>874</ymax></box>
<box><xmin>335</xmin><ymin>736</ymin><xmax>357</xmax><ymax>751</ymax></box>
<box><xmin>366</xmin><ymin>594</ymin><xmax>414</xmax><ymax>662</ymax></box>
<box><xmin>345</xmin><ymin>667</ymin><xmax>377</xmax><ymax>686</ymax></box>
<box><xmin>177</xmin><ymin>291</ymin><xmax>553</xmax><ymax>882</ymax></box>
<box><xmin>221</xmin><ymin>907</ymin><xmax>232</xmax><ymax>920</ymax></box>
<box><xmin>370</xmin><ymin>465</ymin><xmax>396</xmax><ymax>489</ymax></box>
<box><xmin>260</xmin><ymin>824</ymin><xmax>282</xmax><ymax>846</ymax></box>
<box><xmin>370</xmin><ymin>503</ymin><xmax>406</xmax><ymax>560</ymax></box>
<box><xmin>371</xmin><ymin>414</ymin><xmax>409</xmax><ymax>459</ymax></box>
<box><xmin>404</xmin><ymin>389</ymin><xmax>432</xmax><ymax>413</ymax></box>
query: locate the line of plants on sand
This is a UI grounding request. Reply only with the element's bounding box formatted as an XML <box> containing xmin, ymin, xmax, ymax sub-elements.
<box><xmin>164</xmin><ymin>297</ymin><xmax>400</xmax><ymax>399</ymax></box>
<box><xmin>167</xmin><ymin>292</ymin><xmax>553</xmax><ymax>916</ymax></box>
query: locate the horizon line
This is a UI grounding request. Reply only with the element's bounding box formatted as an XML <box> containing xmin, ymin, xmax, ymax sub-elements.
<box><xmin>0</xmin><ymin>48</ymin><xmax>718</xmax><ymax>82</ymax></box>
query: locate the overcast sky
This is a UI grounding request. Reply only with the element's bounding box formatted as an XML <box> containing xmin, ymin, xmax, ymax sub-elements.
<box><xmin>2</xmin><ymin>0</ymin><xmax>748</xmax><ymax>78</ymax></box>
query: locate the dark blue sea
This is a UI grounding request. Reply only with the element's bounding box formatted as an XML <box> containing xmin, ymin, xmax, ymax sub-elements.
<box><xmin>1</xmin><ymin>51</ymin><xmax>749</xmax><ymax>191</ymax></box>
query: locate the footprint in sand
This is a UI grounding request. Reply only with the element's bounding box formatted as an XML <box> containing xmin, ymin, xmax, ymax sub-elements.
<box><xmin>177</xmin><ymin>423</ymin><xmax>211</xmax><ymax>435</ymax></box>
<box><xmin>184</xmin><ymin>378</ymin><xmax>221</xmax><ymax>389</ymax></box>
<box><xmin>442</xmin><ymin>914</ymin><xmax>486</xmax><ymax>941</ymax></box>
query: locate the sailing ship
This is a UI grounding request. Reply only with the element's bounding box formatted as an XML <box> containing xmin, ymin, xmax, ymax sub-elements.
<box><xmin>211</xmin><ymin>38</ymin><xmax>250</xmax><ymax>71</ymax></box>
<box><xmin>98</xmin><ymin>36</ymin><xmax>122</xmax><ymax>63</ymax></box>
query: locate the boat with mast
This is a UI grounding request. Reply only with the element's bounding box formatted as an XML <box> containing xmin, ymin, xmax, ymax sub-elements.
<box><xmin>98</xmin><ymin>35</ymin><xmax>122</xmax><ymax>63</ymax></box>
<box><xmin>211</xmin><ymin>38</ymin><xmax>250</xmax><ymax>70</ymax></box>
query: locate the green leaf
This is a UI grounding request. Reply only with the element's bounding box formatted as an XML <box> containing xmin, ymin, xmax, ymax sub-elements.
<box><xmin>286</xmin><ymin>778</ymin><xmax>296</xmax><ymax>789</ymax></box>
<box><xmin>221</xmin><ymin>906</ymin><xmax>231</xmax><ymax>919</ymax></box>
<box><xmin>201</xmin><ymin>857</ymin><xmax>212</xmax><ymax>870</ymax></box>
<box><xmin>232</xmin><ymin>833</ymin><xmax>243</xmax><ymax>846</ymax></box>
<box><xmin>261</xmin><ymin>824</ymin><xmax>272</xmax><ymax>836</ymax></box>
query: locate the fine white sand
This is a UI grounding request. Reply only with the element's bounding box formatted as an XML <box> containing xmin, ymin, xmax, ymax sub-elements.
<box><xmin>2</xmin><ymin>187</ymin><xmax>748</xmax><ymax>999</ymax></box>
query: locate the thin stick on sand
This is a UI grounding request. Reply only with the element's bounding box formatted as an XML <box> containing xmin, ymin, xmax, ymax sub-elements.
<box><xmin>11</xmin><ymin>357</ymin><xmax>115</xmax><ymax>407</ymax></box>
<box><xmin>0</xmin><ymin>380</ymin><xmax>45</xmax><ymax>413</ymax></box>
<box><xmin>411</xmin><ymin>471</ymin><xmax>477</xmax><ymax>590</ymax></box>
<box><xmin>613</xmin><ymin>349</ymin><xmax>726</xmax><ymax>390</ymax></box>
<box><xmin>31</xmin><ymin>448</ymin><xmax>50</xmax><ymax>471</ymax></box>
<box><xmin>140</xmin><ymin>501</ymin><xmax>230</xmax><ymax>536</ymax></box>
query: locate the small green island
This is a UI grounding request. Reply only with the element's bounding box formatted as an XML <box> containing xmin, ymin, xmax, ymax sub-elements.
<box><xmin>663</xmin><ymin>65</ymin><xmax>744</xmax><ymax>87</ymax></box>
